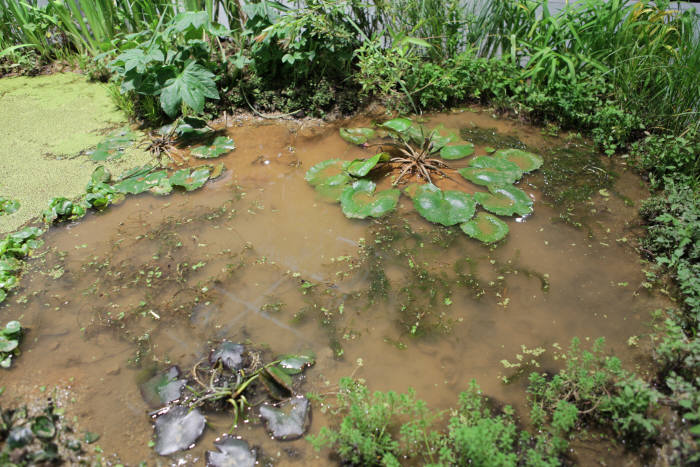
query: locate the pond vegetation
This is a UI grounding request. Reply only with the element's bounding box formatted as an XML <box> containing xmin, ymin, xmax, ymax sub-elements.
<box><xmin>1</xmin><ymin>0</ymin><xmax>699</xmax><ymax>465</ymax></box>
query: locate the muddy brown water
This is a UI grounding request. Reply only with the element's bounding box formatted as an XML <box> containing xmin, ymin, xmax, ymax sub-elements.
<box><xmin>1</xmin><ymin>110</ymin><xmax>669</xmax><ymax>465</ymax></box>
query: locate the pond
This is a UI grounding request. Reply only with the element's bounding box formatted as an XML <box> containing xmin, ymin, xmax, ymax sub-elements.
<box><xmin>1</xmin><ymin>109</ymin><xmax>669</xmax><ymax>465</ymax></box>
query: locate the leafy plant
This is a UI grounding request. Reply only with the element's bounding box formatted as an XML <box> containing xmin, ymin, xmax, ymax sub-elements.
<box><xmin>0</xmin><ymin>226</ymin><xmax>43</xmax><ymax>305</ymax></box>
<box><xmin>42</xmin><ymin>197</ymin><xmax>86</xmax><ymax>224</ymax></box>
<box><xmin>0</xmin><ymin>320</ymin><xmax>22</xmax><ymax>368</ymax></box>
<box><xmin>305</xmin><ymin>117</ymin><xmax>543</xmax><ymax>243</ymax></box>
<box><xmin>0</xmin><ymin>197</ymin><xmax>20</xmax><ymax>216</ymax></box>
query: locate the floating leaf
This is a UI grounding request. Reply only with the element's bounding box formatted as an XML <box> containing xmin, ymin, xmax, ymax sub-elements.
<box><xmin>339</xmin><ymin>127</ymin><xmax>375</xmax><ymax>145</ymax></box>
<box><xmin>259</xmin><ymin>396</ymin><xmax>310</xmax><ymax>441</ymax></box>
<box><xmin>440</xmin><ymin>143</ymin><xmax>475</xmax><ymax>160</ymax></box>
<box><xmin>210</xmin><ymin>163</ymin><xmax>226</xmax><ymax>179</ymax></box>
<box><xmin>429</xmin><ymin>127</ymin><xmax>458</xmax><ymax>150</ymax></box>
<box><xmin>113</xmin><ymin>170</ymin><xmax>168</xmax><ymax>195</ymax></box>
<box><xmin>401</xmin><ymin>183</ymin><xmax>422</xmax><ymax>199</ymax></box>
<box><xmin>460</xmin><ymin>213</ymin><xmax>509</xmax><ymax>243</ymax></box>
<box><xmin>206</xmin><ymin>436</ymin><xmax>256</xmax><ymax>467</ymax></box>
<box><xmin>87</xmin><ymin>127</ymin><xmax>136</xmax><ymax>161</ymax></box>
<box><xmin>154</xmin><ymin>406</ymin><xmax>206</xmax><ymax>456</ymax></box>
<box><xmin>141</xmin><ymin>367</ymin><xmax>186</xmax><ymax>407</ymax></box>
<box><xmin>277</xmin><ymin>353</ymin><xmax>315</xmax><ymax>375</ymax></box>
<box><xmin>346</xmin><ymin>152</ymin><xmax>389</xmax><ymax>177</ymax></box>
<box><xmin>149</xmin><ymin>178</ymin><xmax>173</xmax><ymax>196</ymax></box>
<box><xmin>90</xmin><ymin>166</ymin><xmax>111</xmax><ymax>184</ymax></box>
<box><xmin>413</xmin><ymin>184</ymin><xmax>476</xmax><ymax>226</ymax></box>
<box><xmin>314</xmin><ymin>174</ymin><xmax>352</xmax><ymax>202</ymax></box>
<box><xmin>209</xmin><ymin>341</ymin><xmax>245</xmax><ymax>371</ymax></box>
<box><xmin>170</xmin><ymin>167</ymin><xmax>211</xmax><ymax>191</ymax></box>
<box><xmin>340</xmin><ymin>180</ymin><xmax>400</xmax><ymax>219</ymax></box>
<box><xmin>305</xmin><ymin>159</ymin><xmax>349</xmax><ymax>186</ymax></box>
<box><xmin>0</xmin><ymin>336</ymin><xmax>18</xmax><ymax>352</ymax></box>
<box><xmin>191</xmin><ymin>136</ymin><xmax>235</xmax><ymax>159</ymax></box>
<box><xmin>116</xmin><ymin>165</ymin><xmax>154</xmax><ymax>182</ymax></box>
<box><xmin>0</xmin><ymin>197</ymin><xmax>20</xmax><ymax>215</ymax></box>
<box><xmin>458</xmin><ymin>156</ymin><xmax>523</xmax><ymax>186</ymax></box>
<box><xmin>493</xmin><ymin>149</ymin><xmax>543</xmax><ymax>173</ymax></box>
<box><xmin>4</xmin><ymin>320</ymin><xmax>21</xmax><ymax>335</ymax></box>
<box><xmin>31</xmin><ymin>416</ymin><xmax>56</xmax><ymax>439</ymax></box>
<box><xmin>474</xmin><ymin>185</ymin><xmax>533</xmax><ymax>216</ymax></box>
<box><xmin>381</xmin><ymin>117</ymin><xmax>413</xmax><ymax>133</ymax></box>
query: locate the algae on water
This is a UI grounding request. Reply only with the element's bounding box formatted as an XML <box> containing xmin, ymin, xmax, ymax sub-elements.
<box><xmin>0</xmin><ymin>73</ymin><xmax>153</xmax><ymax>233</ymax></box>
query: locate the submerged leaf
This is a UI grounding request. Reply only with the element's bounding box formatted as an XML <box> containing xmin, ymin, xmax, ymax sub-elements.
<box><xmin>440</xmin><ymin>143</ymin><xmax>475</xmax><ymax>160</ymax></box>
<box><xmin>141</xmin><ymin>366</ymin><xmax>186</xmax><ymax>407</ymax></box>
<box><xmin>413</xmin><ymin>184</ymin><xmax>476</xmax><ymax>226</ymax></box>
<box><xmin>340</xmin><ymin>180</ymin><xmax>400</xmax><ymax>219</ymax></box>
<box><xmin>154</xmin><ymin>406</ymin><xmax>206</xmax><ymax>456</ymax></box>
<box><xmin>305</xmin><ymin>159</ymin><xmax>349</xmax><ymax>186</ymax></box>
<box><xmin>339</xmin><ymin>127</ymin><xmax>375</xmax><ymax>145</ymax></box>
<box><xmin>314</xmin><ymin>174</ymin><xmax>351</xmax><ymax>202</ymax></box>
<box><xmin>259</xmin><ymin>396</ymin><xmax>310</xmax><ymax>440</ymax></box>
<box><xmin>206</xmin><ymin>436</ymin><xmax>256</xmax><ymax>467</ymax></box>
<box><xmin>460</xmin><ymin>212</ymin><xmax>509</xmax><ymax>243</ymax></box>
<box><xmin>191</xmin><ymin>136</ymin><xmax>235</xmax><ymax>159</ymax></box>
<box><xmin>458</xmin><ymin>156</ymin><xmax>523</xmax><ymax>186</ymax></box>
<box><xmin>474</xmin><ymin>185</ymin><xmax>533</xmax><ymax>216</ymax></box>
<box><xmin>209</xmin><ymin>341</ymin><xmax>245</xmax><ymax>371</ymax></box>
<box><xmin>493</xmin><ymin>149</ymin><xmax>543</xmax><ymax>173</ymax></box>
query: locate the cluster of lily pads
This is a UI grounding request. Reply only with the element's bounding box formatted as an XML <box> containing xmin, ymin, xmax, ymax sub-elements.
<box><xmin>0</xmin><ymin>401</ymin><xmax>97</xmax><ymax>465</ymax></box>
<box><xmin>0</xmin><ymin>197</ymin><xmax>20</xmax><ymax>216</ymax></box>
<box><xmin>0</xmin><ymin>320</ymin><xmax>22</xmax><ymax>368</ymax></box>
<box><xmin>306</xmin><ymin>117</ymin><xmax>543</xmax><ymax>243</ymax></box>
<box><xmin>142</xmin><ymin>341</ymin><xmax>314</xmax><ymax>463</ymax></box>
<box><xmin>0</xmin><ymin>227</ymin><xmax>43</xmax><ymax>305</ymax></box>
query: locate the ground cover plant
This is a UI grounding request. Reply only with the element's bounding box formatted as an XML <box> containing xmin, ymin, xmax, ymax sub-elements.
<box><xmin>1</xmin><ymin>0</ymin><xmax>699</xmax><ymax>465</ymax></box>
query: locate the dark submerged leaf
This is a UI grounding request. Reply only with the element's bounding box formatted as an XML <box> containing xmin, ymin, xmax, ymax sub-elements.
<box><xmin>154</xmin><ymin>406</ymin><xmax>206</xmax><ymax>456</ymax></box>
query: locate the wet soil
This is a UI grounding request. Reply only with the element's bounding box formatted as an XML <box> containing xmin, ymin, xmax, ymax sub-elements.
<box><xmin>0</xmin><ymin>109</ymin><xmax>669</xmax><ymax>465</ymax></box>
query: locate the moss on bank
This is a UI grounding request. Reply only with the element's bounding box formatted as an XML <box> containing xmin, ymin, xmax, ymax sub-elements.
<box><xmin>0</xmin><ymin>72</ymin><xmax>153</xmax><ymax>233</ymax></box>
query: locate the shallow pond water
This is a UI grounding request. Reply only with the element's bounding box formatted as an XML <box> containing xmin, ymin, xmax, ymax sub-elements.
<box><xmin>1</xmin><ymin>110</ymin><xmax>668</xmax><ymax>465</ymax></box>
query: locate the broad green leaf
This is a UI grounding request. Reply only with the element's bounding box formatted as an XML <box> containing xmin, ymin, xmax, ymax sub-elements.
<box><xmin>440</xmin><ymin>143</ymin><xmax>475</xmax><ymax>160</ymax></box>
<box><xmin>474</xmin><ymin>185</ymin><xmax>533</xmax><ymax>216</ymax></box>
<box><xmin>160</xmin><ymin>61</ymin><xmax>219</xmax><ymax>117</ymax></box>
<box><xmin>314</xmin><ymin>174</ymin><xmax>352</xmax><ymax>202</ymax></box>
<box><xmin>346</xmin><ymin>152</ymin><xmax>389</xmax><ymax>177</ymax></box>
<box><xmin>340</xmin><ymin>180</ymin><xmax>400</xmax><ymax>219</ymax></box>
<box><xmin>31</xmin><ymin>416</ymin><xmax>55</xmax><ymax>439</ymax></box>
<box><xmin>485</xmin><ymin>147</ymin><xmax>496</xmax><ymax>154</ymax></box>
<box><xmin>458</xmin><ymin>156</ymin><xmax>523</xmax><ymax>186</ymax></box>
<box><xmin>191</xmin><ymin>136</ymin><xmax>235</xmax><ymax>159</ymax></box>
<box><xmin>429</xmin><ymin>127</ymin><xmax>458</xmax><ymax>151</ymax></box>
<box><xmin>170</xmin><ymin>167</ymin><xmax>210</xmax><ymax>191</ymax></box>
<box><xmin>305</xmin><ymin>159</ymin><xmax>349</xmax><ymax>186</ymax></box>
<box><xmin>0</xmin><ymin>197</ymin><xmax>20</xmax><ymax>215</ymax></box>
<box><xmin>113</xmin><ymin>47</ymin><xmax>164</xmax><ymax>74</ymax></box>
<box><xmin>113</xmin><ymin>170</ymin><xmax>168</xmax><ymax>195</ymax></box>
<box><xmin>0</xmin><ymin>274</ymin><xmax>18</xmax><ymax>289</ymax></box>
<box><xmin>116</xmin><ymin>165</ymin><xmax>154</xmax><ymax>182</ymax></box>
<box><xmin>150</xmin><ymin>178</ymin><xmax>173</xmax><ymax>196</ymax></box>
<box><xmin>266</xmin><ymin>365</ymin><xmax>293</xmax><ymax>391</ymax></box>
<box><xmin>0</xmin><ymin>257</ymin><xmax>21</xmax><ymax>274</ymax></box>
<box><xmin>87</xmin><ymin>127</ymin><xmax>136</xmax><ymax>161</ymax></box>
<box><xmin>277</xmin><ymin>353</ymin><xmax>315</xmax><ymax>375</ymax></box>
<box><xmin>413</xmin><ymin>184</ymin><xmax>476</xmax><ymax>226</ymax></box>
<box><xmin>339</xmin><ymin>128</ymin><xmax>375</xmax><ymax>145</ymax></box>
<box><xmin>4</xmin><ymin>321</ymin><xmax>21</xmax><ymax>335</ymax></box>
<box><xmin>381</xmin><ymin>118</ymin><xmax>413</xmax><ymax>133</ymax></box>
<box><xmin>493</xmin><ymin>149</ymin><xmax>543</xmax><ymax>173</ymax></box>
<box><xmin>90</xmin><ymin>166</ymin><xmax>111</xmax><ymax>184</ymax></box>
<box><xmin>460</xmin><ymin>213</ymin><xmax>509</xmax><ymax>243</ymax></box>
<box><xmin>0</xmin><ymin>337</ymin><xmax>18</xmax><ymax>352</ymax></box>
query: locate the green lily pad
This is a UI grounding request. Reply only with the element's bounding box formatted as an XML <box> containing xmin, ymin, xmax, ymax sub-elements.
<box><xmin>346</xmin><ymin>152</ymin><xmax>389</xmax><ymax>177</ymax></box>
<box><xmin>458</xmin><ymin>156</ymin><xmax>523</xmax><ymax>186</ymax></box>
<box><xmin>305</xmin><ymin>159</ymin><xmax>350</xmax><ymax>186</ymax></box>
<box><xmin>381</xmin><ymin>117</ymin><xmax>413</xmax><ymax>133</ymax></box>
<box><xmin>460</xmin><ymin>212</ymin><xmax>509</xmax><ymax>243</ymax></box>
<box><xmin>277</xmin><ymin>353</ymin><xmax>315</xmax><ymax>375</ymax></box>
<box><xmin>116</xmin><ymin>165</ymin><xmax>154</xmax><ymax>182</ymax></box>
<box><xmin>113</xmin><ymin>170</ymin><xmax>169</xmax><ymax>195</ymax></box>
<box><xmin>440</xmin><ymin>143</ymin><xmax>475</xmax><ymax>160</ymax></box>
<box><xmin>485</xmin><ymin>147</ymin><xmax>496</xmax><ymax>154</ymax></box>
<box><xmin>493</xmin><ymin>149</ymin><xmax>543</xmax><ymax>173</ymax></box>
<box><xmin>0</xmin><ymin>336</ymin><xmax>18</xmax><ymax>352</ymax></box>
<box><xmin>428</xmin><ymin>127</ymin><xmax>458</xmax><ymax>151</ymax></box>
<box><xmin>314</xmin><ymin>174</ymin><xmax>352</xmax><ymax>202</ymax></box>
<box><xmin>170</xmin><ymin>167</ymin><xmax>211</xmax><ymax>191</ymax></box>
<box><xmin>413</xmin><ymin>184</ymin><xmax>476</xmax><ymax>226</ymax></box>
<box><xmin>149</xmin><ymin>178</ymin><xmax>173</xmax><ymax>196</ymax></box>
<box><xmin>340</xmin><ymin>180</ymin><xmax>400</xmax><ymax>219</ymax></box>
<box><xmin>191</xmin><ymin>136</ymin><xmax>235</xmax><ymax>159</ymax></box>
<box><xmin>0</xmin><ymin>197</ymin><xmax>20</xmax><ymax>215</ymax></box>
<box><xmin>87</xmin><ymin>127</ymin><xmax>136</xmax><ymax>161</ymax></box>
<box><xmin>4</xmin><ymin>320</ymin><xmax>21</xmax><ymax>335</ymax></box>
<box><xmin>339</xmin><ymin>127</ymin><xmax>375</xmax><ymax>145</ymax></box>
<box><xmin>474</xmin><ymin>185</ymin><xmax>533</xmax><ymax>217</ymax></box>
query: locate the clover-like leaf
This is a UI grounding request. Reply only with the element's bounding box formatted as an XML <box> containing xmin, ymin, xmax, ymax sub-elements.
<box><xmin>493</xmin><ymin>149</ymin><xmax>543</xmax><ymax>173</ymax></box>
<box><xmin>346</xmin><ymin>152</ymin><xmax>389</xmax><ymax>177</ymax></box>
<box><xmin>339</xmin><ymin>128</ymin><xmax>375</xmax><ymax>145</ymax></box>
<box><xmin>460</xmin><ymin>212</ymin><xmax>509</xmax><ymax>243</ymax></box>
<box><xmin>190</xmin><ymin>136</ymin><xmax>235</xmax><ymax>159</ymax></box>
<box><xmin>305</xmin><ymin>159</ymin><xmax>350</xmax><ymax>186</ymax></box>
<box><xmin>413</xmin><ymin>184</ymin><xmax>476</xmax><ymax>226</ymax></box>
<box><xmin>340</xmin><ymin>180</ymin><xmax>400</xmax><ymax>219</ymax></box>
<box><xmin>458</xmin><ymin>156</ymin><xmax>523</xmax><ymax>186</ymax></box>
<box><xmin>440</xmin><ymin>143</ymin><xmax>475</xmax><ymax>160</ymax></box>
<box><xmin>474</xmin><ymin>185</ymin><xmax>533</xmax><ymax>216</ymax></box>
<box><xmin>170</xmin><ymin>167</ymin><xmax>211</xmax><ymax>191</ymax></box>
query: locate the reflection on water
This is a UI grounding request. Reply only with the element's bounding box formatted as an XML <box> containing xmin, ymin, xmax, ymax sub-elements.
<box><xmin>1</xmin><ymin>110</ymin><xmax>667</xmax><ymax>465</ymax></box>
